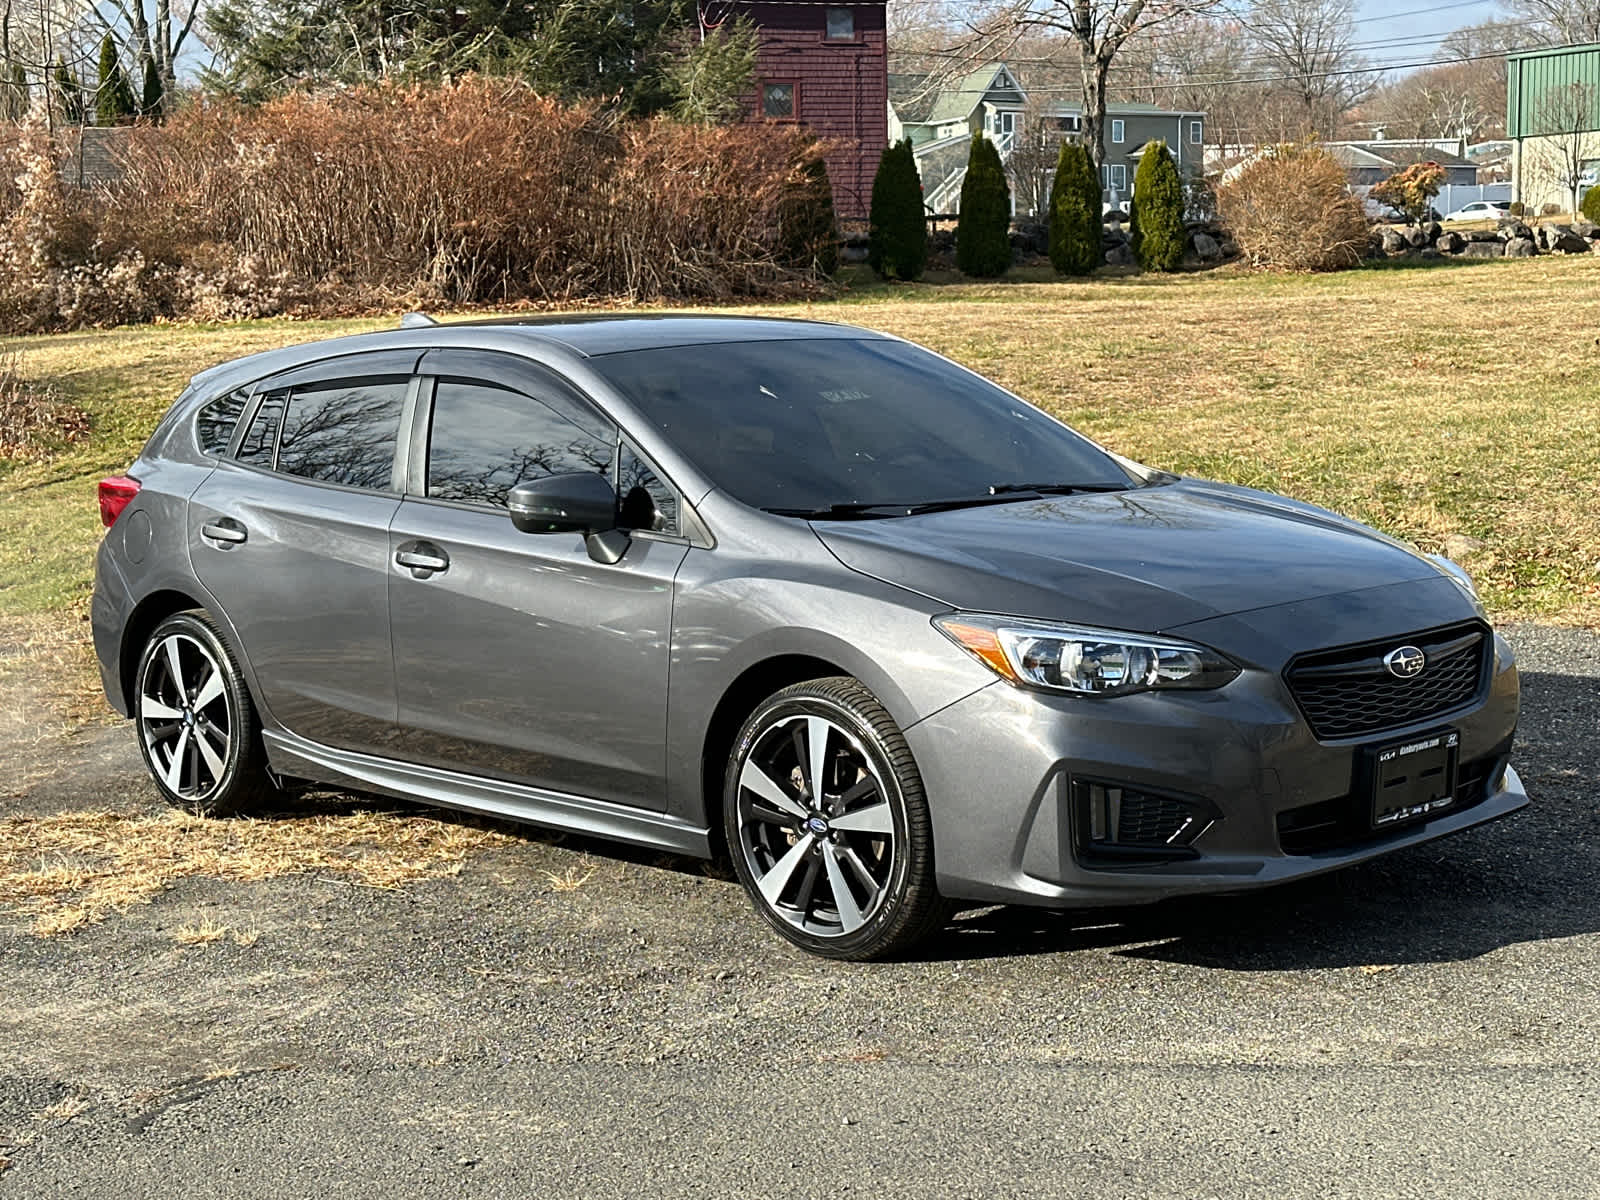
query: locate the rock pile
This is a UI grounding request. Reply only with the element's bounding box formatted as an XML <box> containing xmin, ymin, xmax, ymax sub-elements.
<box><xmin>1370</xmin><ymin>214</ymin><xmax>1600</xmax><ymax>261</ymax></box>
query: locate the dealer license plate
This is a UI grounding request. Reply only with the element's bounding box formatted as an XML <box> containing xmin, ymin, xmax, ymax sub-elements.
<box><xmin>1368</xmin><ymin>730</ymin><xmax>1460</xmax><ymax>830</ymax></box>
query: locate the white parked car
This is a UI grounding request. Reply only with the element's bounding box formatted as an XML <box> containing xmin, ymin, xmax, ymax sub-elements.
<box><xmin>1442</xmin><ymin>200</ymin><xmax>1511</xmax><ymax>222</ymax></box>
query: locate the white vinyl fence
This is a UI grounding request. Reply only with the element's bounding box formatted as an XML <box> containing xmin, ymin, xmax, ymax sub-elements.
<box><xmin>1434</xmin><ymin>182</ymin><xmax>1513</xmax><ymax>214</ymax></box>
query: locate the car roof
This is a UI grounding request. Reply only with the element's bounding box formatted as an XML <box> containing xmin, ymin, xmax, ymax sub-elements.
<box><xmin>452</xmin><ymin>314</ymin><xmax>881</xmax><ymax>356</ymax></box>
<box><xmin>184</xmin><ymin>314</ymin><xmax>885</xmax><ymax>398</ymax></box>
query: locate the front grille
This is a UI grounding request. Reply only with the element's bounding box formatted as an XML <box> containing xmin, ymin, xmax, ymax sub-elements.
<box><xmin>1285</xmin><ymin>623</ymin><xmax>1489</xmax><ymax>741</ymax></box>
<box><xmin>1276</xmin><ymin>751</ymin><xmax>1502</xmax><ymax>856</ymax></box>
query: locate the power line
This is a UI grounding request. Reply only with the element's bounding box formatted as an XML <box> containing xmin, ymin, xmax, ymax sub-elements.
<box><xmin>900</xmin><ymin>45</ymin><xmax>1517</xmax><ymax>95</ymax></box>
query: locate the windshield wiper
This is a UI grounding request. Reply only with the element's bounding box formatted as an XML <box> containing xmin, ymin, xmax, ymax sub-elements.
<box><xmin>988</xmin><ymin>481</ymin><xmax>1133</xmax><ymax>495</ymax></box>
<box><xmin>763</xmin><ymin>493</ymin><xmax>1043</xmax><ymax>520</ymax></box>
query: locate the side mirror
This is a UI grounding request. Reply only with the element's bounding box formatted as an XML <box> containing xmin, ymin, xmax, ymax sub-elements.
<box><xmin>508</xmin><ymin>472</ymin><xmax>617</xmax><ymax>536</ymax></box>
<box><xmin>507</xmin><ymin>472</ymin><xmax>631</xmax><ymax>565</ymax></box>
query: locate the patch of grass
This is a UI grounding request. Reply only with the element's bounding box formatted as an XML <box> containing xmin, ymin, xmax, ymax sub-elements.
<box><xmin>0</xmin><ymin>258</ymin><xmax>1597</xmax><ymax>635</ymax></box>
<box><xmin>541</xmin><ymin>861</ymin><xmax>596</xmax><ymax>892</ymax></box>
<box><xmin>0</xmin><ymin>802</ymin><xmax>514</xmax><ymax>936</ymax></box>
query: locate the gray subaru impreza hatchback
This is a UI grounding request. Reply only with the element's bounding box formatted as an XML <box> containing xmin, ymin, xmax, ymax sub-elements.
<box><xmin>92</xmin><ymin>315</ymin><xmax>1526</xmax><ymax>959</ymax></box>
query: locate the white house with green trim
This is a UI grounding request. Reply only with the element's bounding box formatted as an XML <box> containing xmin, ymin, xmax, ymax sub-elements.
<box><xmin>887</xmin><ymin>63</ymin><xmax>1205</xmax><ymax>214</ymax></box>
<box><xmin>1507</xmin><ymin>42</ymin><xmax>1600</xmax><ymax>213</ymax></box>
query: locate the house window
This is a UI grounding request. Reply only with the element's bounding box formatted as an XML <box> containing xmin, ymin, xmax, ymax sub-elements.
<box><xmin>762</xmin><ymin>82</ymin><xmax>796</xmax><ymax>119</ymax></box>
<box><xmin>825</xmin><ymin>7</ymin><xmax>854</xmax><ymax>39</ymax></box>
<box><xmin>1111</xmin><ymin>119</ymin><xmax>1125</xmax><ymax>144</ymax></box>
<box><xmin>1103</xmin><ymin>163</ymin><xmax>1126</xmax><ymax>191</ymax></box>
<box><xmin>1189</xmin><ymin>119</ymin><xmax>1202</xmax><ymax>145</ymax></box>
<box><xmin>1055</xmin><ymin>115</ymin><xmax>1082</xmax><ymax>133</ymax></box>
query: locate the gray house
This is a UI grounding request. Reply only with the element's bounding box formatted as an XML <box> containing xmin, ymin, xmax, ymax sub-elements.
<box><xmin>887</xmin><ymin>63</ymin><xmax>1205</xmax><ymax>214</ymax></box>
<box><xmin>1325</xmin><ymin>139</ymin><xmax>1479</xmax><ymax>187</ymax></box>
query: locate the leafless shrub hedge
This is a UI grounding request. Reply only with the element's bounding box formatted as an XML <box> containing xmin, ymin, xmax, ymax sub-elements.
<box><xmin>0</xmin><ymin>79</ymin><xmax>831</xmax><ymax>333</ymax></box>
<box><xmin>1217</xmin><ymin>144</ymin><xmax>1369</xmax><ymax>273</ymax></box>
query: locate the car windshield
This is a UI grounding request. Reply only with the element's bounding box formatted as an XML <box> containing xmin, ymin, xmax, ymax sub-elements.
<box><xmin>591</xmin><ymin>338</ymin><xmax>1134</xmax><ymax>513</ymax></box>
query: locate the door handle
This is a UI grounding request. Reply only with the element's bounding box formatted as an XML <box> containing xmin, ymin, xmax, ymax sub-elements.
<box><xmin>201</xmin><ymin>518</ymin><xmax>247</xmax><ymax>547</ymax></box>
<box><xmin>395</xmin><ymin>541</ymin><xmax>449</xmax><ymax>577</ymax></box>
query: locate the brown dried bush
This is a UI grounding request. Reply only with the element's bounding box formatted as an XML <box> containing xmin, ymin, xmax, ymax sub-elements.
<box><xmin>1217</xmin><ymin>144</ymin><xmax>1369</xmax><ymax>272</ymax></box>
<box><xmin>0</xmin><ymin>79</ymin><xmax>830</xmax><ymax>333</ymax></box>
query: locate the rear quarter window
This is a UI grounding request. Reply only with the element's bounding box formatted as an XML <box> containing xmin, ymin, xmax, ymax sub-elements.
<box><xmin>195</xmin><ymin>388</ymin><xmax>252</xmax><ymax>457</ymax></box>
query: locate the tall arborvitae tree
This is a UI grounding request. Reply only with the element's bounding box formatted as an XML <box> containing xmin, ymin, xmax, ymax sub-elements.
<box><xmin>55</xmin><ymin>59</ymin><xmax>85</xmax><ymax>125</ymax></box>
<box><xmin>96</xmin><ymin>36</ymin><xmax>137</xmax><ymax>125</ymax></box>
<box><xmin>1130</xmin><ymin>140</ymin><xmax>1186</xmax><ymax>272</ymax></box>
<box><xmin>140</xmin><ymin>58</ymin><xmax>164</xmax><ymax>119</ymax></box>
<box><xmin>956</xmin><ymin>133</ymin><xmax>1012</xmax><ymax>278</ymax></box>
<box><xmin>1048</xmin><ymin>142</ymin><xmax>1102</xmax><ymax>275</ymax></box>
<box><xmin>778</xmin><ymin>156</ymin><xmax>840</xmax><ymax>276</ymax></box>
<box><xmin>867</xmin><ymin>139</ymin><xmax>927</xmax><ymax>281</ymax></box>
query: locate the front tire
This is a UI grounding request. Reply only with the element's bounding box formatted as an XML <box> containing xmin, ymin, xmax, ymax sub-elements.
<box><xmin>133</xmin><ymin>609</ymin><xmax>277</xmax><ymax>817</ymax></box>
<box><xmin>723</xmin><ymin>677</ymin><xmax>947</xmax><ymax>960</ymax></box>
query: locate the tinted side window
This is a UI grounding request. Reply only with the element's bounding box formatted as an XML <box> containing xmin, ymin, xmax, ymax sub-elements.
<box><xmin>235</xmin><ymin>389</ymin><xmax>286</xmax><ymax>467</ymax></box>
<box><xmin>427</xmin><ymin>379</ymin><xmax>616</xmax><ymax>508</ymax></box>
<box><xmin>277</xmin><ymin>377</ymin><xmax>408</xmax><ymax>491</ymax></box>
<box><xmin>196</xmin><ymin>388</ymin><xmax>251</xmax><ymax>457</ymax></box>
<box><xmin>618</xmin><ymin>443</ymin><xmax>679</xmax><ymax>535</ymax></box>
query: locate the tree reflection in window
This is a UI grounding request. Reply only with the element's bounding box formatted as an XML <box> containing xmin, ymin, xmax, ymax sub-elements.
<box><xmin>236</xmin><ymin>390</ymin><xmax>286</xmax><ymax>467</ymax></box>
<box><xmin>427</xmin><ymin>379</ymin><xmax>616</xmax><ymax>508</ymax></box>
<box><xmin>619</xmin><ymin>442</ymin><xmax>679</xmax><ymax>534</ymax></box>
<box><xmin>277</xmin><ymin>378</ymin><xmax>408</xmax><ymax>490</ymax></box>
<box><xmin>197</xmin><ymin>387</ymin><xmax>251</xmax><ymax>457</ymax></box>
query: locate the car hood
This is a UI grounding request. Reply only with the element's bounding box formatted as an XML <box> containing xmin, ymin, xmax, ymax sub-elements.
<box><xmin>813</xmin><ymin>479</ymin><xmax>1446</xmax><ymax>632</ymax></box>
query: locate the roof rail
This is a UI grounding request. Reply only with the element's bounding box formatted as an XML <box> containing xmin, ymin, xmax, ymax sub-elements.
<box><xmin>399</xmin><ymin>312</ymin><xmax>439</xmax><ymax>329</ymax></box>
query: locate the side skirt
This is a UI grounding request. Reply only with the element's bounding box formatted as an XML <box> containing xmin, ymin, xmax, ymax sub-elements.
<box><xmin>262</xmin><ymin>729</ymin><xmax>713</xmax><ymax>859</ymax></box>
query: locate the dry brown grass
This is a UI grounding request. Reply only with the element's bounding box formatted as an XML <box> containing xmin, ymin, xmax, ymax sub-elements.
<box><xmin>0</xmin><ymin>349</ymin><xmax>88</xmax><ymax>462</ymax></box>
<box><xmin>0</xmin><ymin>805</ymin><xmax>515</xmax><ymax>936</ymax></box>
<box><xmin>541</xmin><ymin>862</ymin><xmax>596</xmax><ymax>893</ymax></box>
<box><xmin>36</xmin><ymin>1096</ymin><xmax>90</xmax><ymax>1122</ymax></box>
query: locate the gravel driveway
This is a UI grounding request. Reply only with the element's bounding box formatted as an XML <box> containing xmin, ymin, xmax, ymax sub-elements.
<box><xmin>1</xmin><ymin>623</ymin><xmax>1596</xmax><ymax>1197</ymax></box>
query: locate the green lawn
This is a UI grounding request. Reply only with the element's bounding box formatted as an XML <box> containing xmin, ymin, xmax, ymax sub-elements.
<box><xmin>4</xmin><ymin>256</ymin><xmax>1598</xmax><ymax>628</ymax></box>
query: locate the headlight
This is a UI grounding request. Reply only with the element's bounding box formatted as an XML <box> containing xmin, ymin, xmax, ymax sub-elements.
<box><xmin>933</xmin><ymin>614</ymin><xmax>1239</xmax><ymax>697</ymax></box>
<box><xmin>1426</xmin><ymin>553</ymin><xmax>1480</xmax><ymax>601</ymax></box>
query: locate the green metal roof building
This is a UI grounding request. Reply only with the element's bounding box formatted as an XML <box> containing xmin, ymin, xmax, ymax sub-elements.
<box><xmin>1505</xmin><ymin>42</ymin><xmax>1600</xmax><ymax>212</ymax></box>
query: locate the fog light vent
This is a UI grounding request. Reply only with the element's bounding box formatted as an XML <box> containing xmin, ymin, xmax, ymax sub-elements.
<box><xmin>1074</xmin><ymin>780</ymin><xmax>1213</xmax><ymax>861</ymax></box>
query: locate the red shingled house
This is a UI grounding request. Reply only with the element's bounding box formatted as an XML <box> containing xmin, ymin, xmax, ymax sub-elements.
<box><xmin>703</xmin><ymin>2</ymin><xmax>888</xmax><ymax>218</ymax></box>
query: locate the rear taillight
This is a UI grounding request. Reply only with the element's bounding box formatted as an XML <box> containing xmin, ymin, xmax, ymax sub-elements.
<box><xmin>98</xmin><ymin>475</ymin><xmax>141</xmax><ymax>528</ymax></box>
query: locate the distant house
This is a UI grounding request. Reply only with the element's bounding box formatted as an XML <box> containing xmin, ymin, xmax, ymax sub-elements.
<box><xmin>728</xmin><ymin>2</ymin><xmax>888</xmax><ymax>218</ymax></box>
<box><xmin>1506</xmin><ymin>41</ymin><xmax>1600</xmax><ymax>212</ymax></box>
<box><xmin>1324</xmin><ymin>139</ymin><xmax>1479</xmax><ymax>187</ymax></box>
<box><xmin>887</xmin><ymin>63</ymin><xmax>1205</xmax><ymax>214</ymax></box>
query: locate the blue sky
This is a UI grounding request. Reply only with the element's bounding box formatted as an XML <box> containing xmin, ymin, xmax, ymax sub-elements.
<box><xmin>1351</xmin><ymin>0</ymin><xmax>1506</xmax><ymax>67</ymax></box>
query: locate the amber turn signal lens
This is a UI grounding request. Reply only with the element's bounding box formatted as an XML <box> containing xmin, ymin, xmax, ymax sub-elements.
<box><xmin>936</xmin><ymin>620</ymin><xmax>1019</xmax><ymax>684</ymax></box>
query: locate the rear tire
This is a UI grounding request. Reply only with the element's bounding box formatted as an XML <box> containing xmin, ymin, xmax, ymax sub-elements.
<box><xmin>132</xmin><ymin>609</ymin><xmax>277</xmax><ymax>817</ymax></box>
<box><xmin>723</xmin><ymin>676</ymin><xmax>948</xmax><ymax>961</ymax></box>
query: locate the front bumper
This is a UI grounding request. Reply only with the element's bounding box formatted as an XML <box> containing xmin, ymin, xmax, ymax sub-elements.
<box><xmin>905</xmin><ymin>625</ymin><xmax>1525</xmax><ymax>908</ymax></box>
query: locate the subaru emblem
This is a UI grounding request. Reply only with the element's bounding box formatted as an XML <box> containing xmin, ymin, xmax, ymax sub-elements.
<box><xmin>1383</xmin><ymin>645</ymin><xmax>1426</xmax><ymax>679</ymax></box>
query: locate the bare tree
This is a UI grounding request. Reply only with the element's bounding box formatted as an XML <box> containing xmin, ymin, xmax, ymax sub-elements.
<box><xmin>1528</xmin><ymin>82</ymin><xmax>1600</xmax><ymax>214</ymax></box>
<box><xmin>1002</xmin><ymin>89</ymin><xmax>1070</xmax><ymax>214</ymax></box>
<box><xmin>0</xmin><ymin>0</ymin><xmax>106</xmax><ymax>128</ymax></box>
<box><xmin>1507</xmin><ymin>0</ymin><xmax>1600</xmax><ymax>47</ymax></box>
<box><xmin>1132</xmin><ymin>13</ymin><xmax>1254</xmax><ymax>157</ymax></box>
<box><xmin>88</xmin><ymin>0</ymin><xmax>202</xmax><ymax>105</ymax></box>
<box><xmin>1243</xmin><ymin>0</ymin><xmax>1368</xmax><ymax>139</ymax></box>
<box><xmin>977</xmin><ymin>0</ymin><xmax>1225</xmax><ymax>169</ymax></box>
